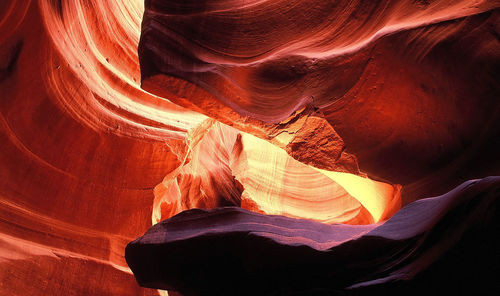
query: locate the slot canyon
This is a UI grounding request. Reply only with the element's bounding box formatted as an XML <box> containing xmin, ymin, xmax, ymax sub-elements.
<box><xmin>1</xmin><ymin>0</ymin><xmax>499</xmax><ymax>295</ymax></box>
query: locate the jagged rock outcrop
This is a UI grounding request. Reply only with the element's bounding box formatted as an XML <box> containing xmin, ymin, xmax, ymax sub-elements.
<box><xmin>153</xmin><ymin>119</ymin><xmax>401</xmax><ymax>225</ymax></box>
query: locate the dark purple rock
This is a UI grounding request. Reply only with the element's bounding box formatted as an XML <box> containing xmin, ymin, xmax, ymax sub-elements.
<box><xmin>126</xmin><ymin>177</ymin><xmax>500</xmax><ymax>295</ymax></box>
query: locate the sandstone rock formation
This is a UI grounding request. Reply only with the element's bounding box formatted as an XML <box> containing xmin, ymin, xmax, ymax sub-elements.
<box><xmin>140</xmin><ymin>0</ymin><xmax>500</xmax><ymax>200</ymax></box>
<box><xmin>152</xmin><ymin>119</ymin><xmax>401</xmax><ymax>225</ymax></box>
<box><xmin>1</xmin><ymin>1</ymin><xmax>190</xmax><ymax>295</ymax></box>
<box><xmin>1</xmin><ymin>0</ymin><xmax>500</xmax><ymax>295</ymax></box>
<box><xmin>127</xmin><ymin>177</ymin><xmax>500</xmax><ymax>295</ymax></box>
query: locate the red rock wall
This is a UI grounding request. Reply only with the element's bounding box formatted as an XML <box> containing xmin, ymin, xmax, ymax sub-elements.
<box><xmin>140</xmin><ymin>0</ymin><xmax>500</xmax><ymax>201</ymax></box>
<box><xmin>0</xmin><ymin>1</ymin><xmax>186</xmax><ymax>295</ymax></box>
<box><xmin>1</xmin><ymin>0</ymin><xmax>499</xmax><ymax>295</ymax></box>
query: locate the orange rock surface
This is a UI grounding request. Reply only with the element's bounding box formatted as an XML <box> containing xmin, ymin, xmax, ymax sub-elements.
<box><xmin>153</xmin><ymin>119</ymin><xmax>401</xmax><ymax>225</ymax></box>
<box><xmin>0</xmin><ymin>1</ymin><xmax>190</xmax><ymax>295</ymax></box>
<box><xmin>1</xmin><ymin>0</ymin><xmax>499</xmax><ymax>295</ymax></box>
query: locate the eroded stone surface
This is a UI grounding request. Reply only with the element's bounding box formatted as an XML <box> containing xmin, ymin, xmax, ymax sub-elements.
<box><xmin>127</xmin><ymin>177</ymin><xmax>500</xmax><ymax>295</ymax></box>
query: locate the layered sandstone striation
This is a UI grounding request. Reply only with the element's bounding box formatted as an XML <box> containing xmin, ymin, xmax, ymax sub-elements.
<box><xmin>153</xmin><ymin>119</ymin><xmax>401</xmax><ymax>225</ymax></box>
<box><xmin>140</xmin><ymin>0</ymin><xmax>500</xmax><ymax>201</ymax></box>
<box><xmin>1</xmin><ymin>0</ymin><xmax>500</xmax><ymax>295</ymax></box>
<box><xmin>0</xmin><ymin>1</ymin><xmax>194</xmax><ymax>295</ymax></box>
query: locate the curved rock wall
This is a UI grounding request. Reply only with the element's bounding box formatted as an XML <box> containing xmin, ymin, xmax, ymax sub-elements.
<box><xmin>1</xmin><ymin>0</ymin><xmax>499</xmax><ymax>295</ymax></box>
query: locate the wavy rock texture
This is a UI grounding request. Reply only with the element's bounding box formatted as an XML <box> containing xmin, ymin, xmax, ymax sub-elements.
<box><xmin>0</xmin><ymin>0</ymin><xmax>398</xmax><ymax>294</ymax></box>
<box><xmin>127</xmin><ymin>177</ymin><xmax>500</xmax><ymax>296</ymax></box>
<box><xmin>0</xmin><ymin>0</ymin><xmax>197</xmax><ymax>295</ymax></box>
<box><xmin>153</xmin><ymin>119</ymin><xmax>401</xmax><ymax>225</ymax></box>
<box><xmin>1</xmin><ymin>0</ymin><xmax>500</xmax><ymax>295</ymax></box>
<box><xmin>140</xmin><ymin>0</ymin><xmax>500</xmax><ymax>200</ymax></box>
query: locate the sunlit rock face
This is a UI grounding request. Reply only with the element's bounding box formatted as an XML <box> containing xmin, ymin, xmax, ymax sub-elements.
<box><xmin>1</xmin><ymin>0</ymin><xmax>500</xmax><ymax>295</ymax></box>
<box><xmin>153</xmin><ymin>119</ymin><xmax>401</xmax><ymax>225</ymax></box>
<box><xmin>1</xmin><ymin>0</ymin><xmax>192</xmax><ymax>295</ymax></box>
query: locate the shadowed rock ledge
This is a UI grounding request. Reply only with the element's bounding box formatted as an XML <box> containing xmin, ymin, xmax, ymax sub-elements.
<box><xmin>126</xmin><ymin>177</ymin><xmax>500</xmax><ymax>296</ymax></box>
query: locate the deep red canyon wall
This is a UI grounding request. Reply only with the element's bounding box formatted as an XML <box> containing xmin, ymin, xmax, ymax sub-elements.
<box><xmin>1</xmin><ymin>0</ymin><xmax>500</xmax><ymax>295</ymax></box>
